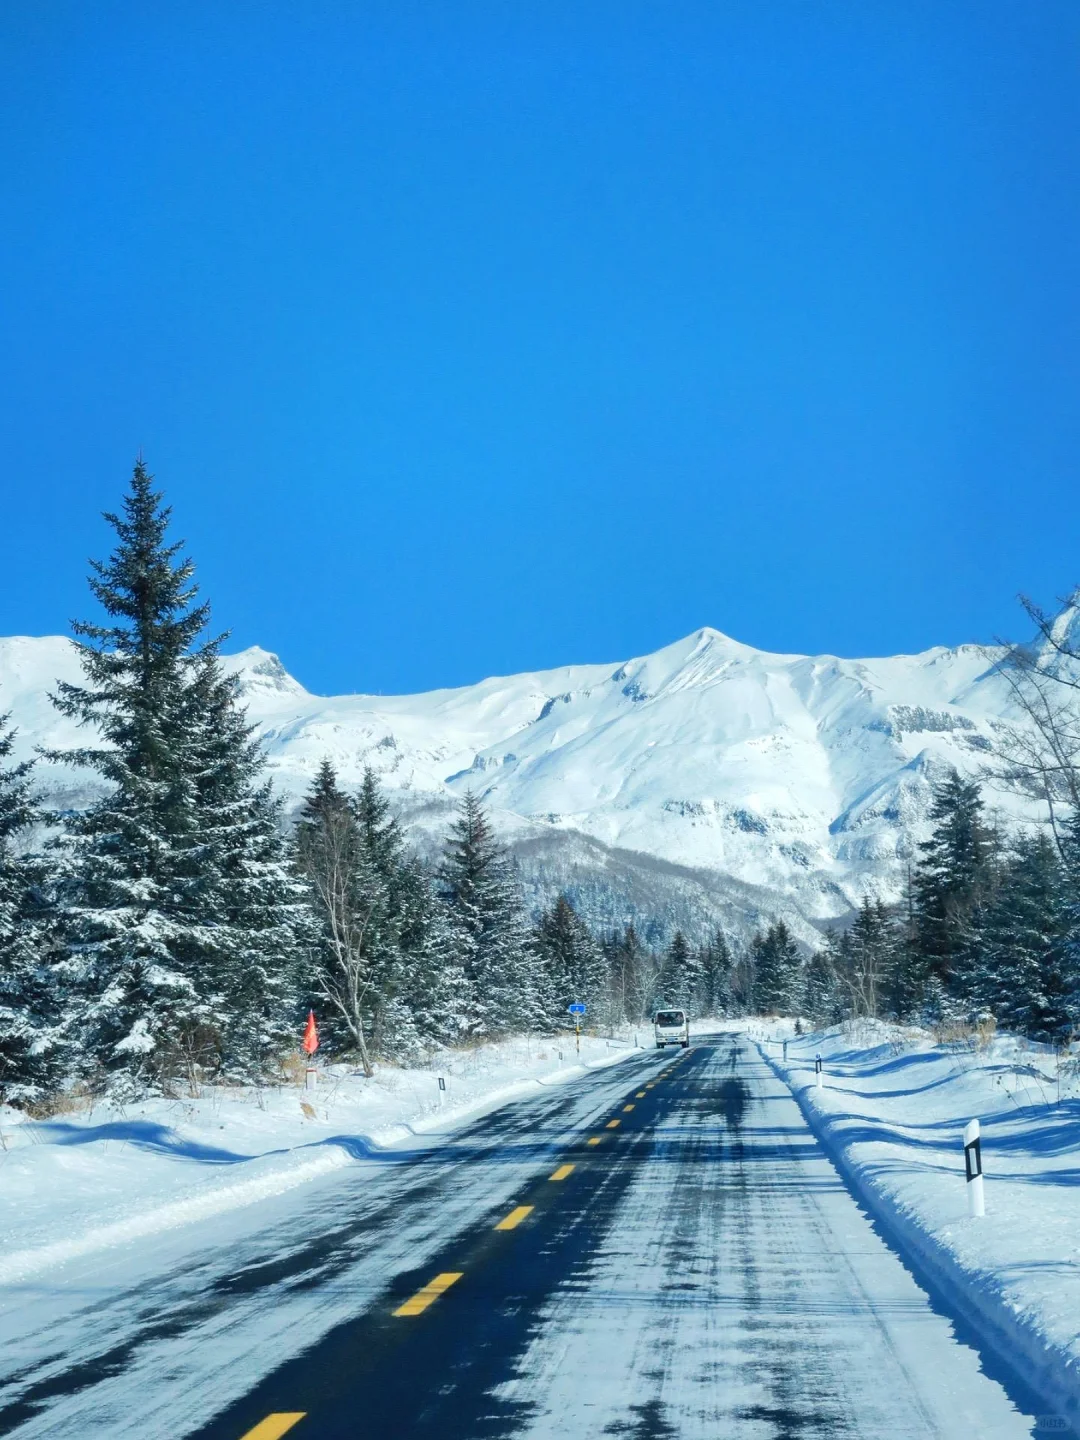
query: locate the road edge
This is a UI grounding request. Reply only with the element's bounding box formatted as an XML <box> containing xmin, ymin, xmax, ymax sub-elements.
<box><xmin>753</xmin><ymin>1038</ymin><xmax>1080</xmax><ymax>1435</ymax></box>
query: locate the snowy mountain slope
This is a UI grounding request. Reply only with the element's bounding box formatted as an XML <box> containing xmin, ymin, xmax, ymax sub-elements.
<box><xmin>1</xmin><ymin>607</ymin><xmax>1074</xmax><ymax>942</ymax></box>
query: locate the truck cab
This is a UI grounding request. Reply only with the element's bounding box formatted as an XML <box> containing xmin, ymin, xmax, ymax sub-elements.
<box><xmin>653</xmin><ymin>1008</ymin><xmax>689</xmax><ymax>1049</ymax></box>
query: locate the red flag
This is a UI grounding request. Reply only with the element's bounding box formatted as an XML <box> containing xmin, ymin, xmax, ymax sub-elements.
<box><xmin>302</xmin><ymin>1010</ymin><xmax>319</xmax><ymax>1056</ymax></box>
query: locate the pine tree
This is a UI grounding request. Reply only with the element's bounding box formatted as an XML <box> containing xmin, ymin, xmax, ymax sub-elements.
<box><xmin>537</xmin><ymin>894</ymin><xmax>607</xmax><ymax>1028</ymax></box>
<box><xmin>696</xmin><ymin>929</ymin><xmax>734</xmax><ymax>1017</ymax></box>
<box><xmin>49</xmin><ymin>462</ymin><xmax>219</xmax><ymax>1096</ymax></box>
<box><xmin>656</xmin><ymin>930</ymin><xmax>700</xmax><ymax>1013</ymax></box>
<box><xmin>0</xmin><ymin>715</ymin><xmax>58</xmax><ymax>1102</ymax></box>
<box><xmin>751</xmin><ymin>921</ymin><xmax>803</xmax><ymax>1015</ymax></box>
<box><xmin>978</xmin><ymin>833</ymin><xmax>1069</xmax><ymax>1044</ymax></box>
<box><xmin>841</xmin><ymin>896</ymin><xmax>897</xmax><ymax>1019</ymax></box>
<box><xmin>48</xmin><ymin>464</ymin><xmax>306</xmax><ymax>1094</ymax></box>
<box><xmin>912</xmin><ymin>770</ymin><xmax>993</xmax><ymax>999</ymax></box>
<box><xmin>185</xmin><ymin>652</ymin><xmax>310</xmax><ymax>1081</ymax></box>
<box><xmin>804</xmin><ymin>941</ymin><xmax>843</xmax><ymax>1027</ymax></box>
<box><xmin>1060</xmin><ymin>812</ymin><xmax>1080</xmax><ymax>1043</ymax></box>
<box><xmin>353</xmin><ymin>767</ymin><xmax>466</xmax><ymax>1059</ymax></box>
<box><xmin>439</xmin><ymin>792</ymin><xmax>541</xmax><ymax>1038</ymax></box>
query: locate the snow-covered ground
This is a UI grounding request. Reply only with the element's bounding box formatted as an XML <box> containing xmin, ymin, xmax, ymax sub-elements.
<box><xmin>0</xmin><ymin>1032</ymin><xmax>637</xmax><ymax>1285</ymax></box>
<box><xmin>752</xmin><ymin>1019</ymin><xmax>1080</xmax><ymax>1427</ymax></box>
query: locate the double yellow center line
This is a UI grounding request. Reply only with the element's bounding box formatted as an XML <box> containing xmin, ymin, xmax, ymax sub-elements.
<box><xmin>240</xmin><ymin>1060</ymin><xmax>679</xmax><ymax>1438</ymax></box>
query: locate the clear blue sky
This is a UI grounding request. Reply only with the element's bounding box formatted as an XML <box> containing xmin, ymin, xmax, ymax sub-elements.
<box><xmin>1</xmin><ymin>2</ymin><xmax>1078</xmax><ymax>696</ymax></box>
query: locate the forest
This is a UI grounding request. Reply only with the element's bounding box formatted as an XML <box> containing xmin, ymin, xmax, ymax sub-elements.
<box><xmin>1</xmin><ymin>465</ymin><xmax>1078</xmax><ymax>1104</ymax></box>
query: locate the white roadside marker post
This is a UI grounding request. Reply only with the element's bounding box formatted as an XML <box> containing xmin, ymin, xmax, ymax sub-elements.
<box><xmin>305</xmin><ymin>1066</ymin><xmax>317</xmax><ymax>1092</ymax></box>
<box><xmin>964</xmin><ymin>1119</ymin><xmax>985</xmax><ymax>1217</ymax></box>
<box><xmin>815</xmin><ymin>1055</ymin><xmax>823</xmax><ymax>1090</ymax></box>
<box><xmin>437</xmin><ymin>1076</ymin><xmax>446</xmax><ymax>1108</ymax></box>
<box><xmin>783</xmin><ymin>1040</ymin><xmax>788</xmax><ymax>1062</ymax></box>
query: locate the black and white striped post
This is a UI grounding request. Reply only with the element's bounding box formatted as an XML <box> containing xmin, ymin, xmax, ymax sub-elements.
<box><xmin>963</xmin><ymin>1118</ymin><xmax>985</xmax><ymax>1218</ymax></box>
<box><xmin>815</xmin><ymin>1054</ymin><xmax>823</xmax><ymax>1090</ymax></box>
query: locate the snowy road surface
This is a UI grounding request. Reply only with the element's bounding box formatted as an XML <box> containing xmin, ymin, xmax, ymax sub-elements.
<box><xmin>0</xmin><ymin>1037</ymin><xmax>1056</xmax><ymax>1438</ymax></box>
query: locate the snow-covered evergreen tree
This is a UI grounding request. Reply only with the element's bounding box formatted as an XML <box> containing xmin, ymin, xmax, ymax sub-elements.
<box><xmin>49</xmin><ymin>463</ymin><xmax>219</xmax><ymax>1096</ymax></box>
<box><xmin>0</xmin><ymin>715</ymin><xmax>58</xmax><ymax>1103</ymax></box>
<box><xmin>536</xmin><ymin>894</ymin><xmax>607</xmax><ymax>1027</ymax></box>
<box><xmin>184</xmin><ymin>650</ymin><xmax>310</xmax><ymax>1080</ymax></box>
<box><xmin>439</xmin><ymin>792</ymin><xmax>542</xmax><ymax>1038</ymax></box>
<box><xmin>976</xmin><ymin>833</ymin><xmax>1068</xmax><ymax>1043</ymax></box>
<box><xmin>656</xmin><ymin>930</ymin><xmax>700</xmax><ymax>1013</ymax></box>
<box><xmin>804</xmin><ymin>941</ymin><xmax>843</xmax><ymax>1027</ymax></box>
<box><xmin>49</xmin><ymin>462</ymin><xmax>307</xmax><ymax>1094</ymax></box>
<box><xmin>696</xmin><ymin>929</ymin><xmax>733</xmax><ymax>1017</ymax></box>
<box><xmin>911</xmin><ymin>770</ymin><xmax>994</xmax><ymax>1000</ymax></box>
<box><xmin>750</xmin><ymin>921</ymin><xmax>803</xmax><ymax>1015</ymax></box>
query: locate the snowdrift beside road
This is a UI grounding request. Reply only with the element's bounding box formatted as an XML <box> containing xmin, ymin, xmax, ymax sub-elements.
<box><xmin>0</xmin><ymin>1033</ymin><xmax>636</xmax><ymax>1283</ymax></box>
<box><xmin>756</xmin><ymin>1021</ymin><xmax>1080</xmax><ymax>1429</ymax></box>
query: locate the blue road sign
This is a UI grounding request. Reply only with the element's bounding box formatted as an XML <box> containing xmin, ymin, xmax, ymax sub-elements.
<box><xmin>567</xmin><ymin>1003</ymin><xmax>587</xmax><ymax>1016</ymax></box>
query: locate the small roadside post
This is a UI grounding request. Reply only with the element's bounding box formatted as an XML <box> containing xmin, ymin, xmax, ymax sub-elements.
<box><xmin>568</xmin><ymin>1002</ymin><xmax>587</xmax><ymax>1055</ymax></box>
<box><xmin>783</xmin><ymin>1040</ymin><xmax>788</xmax><ymax>1062</ymax></box>
<box><xmin>438</xmin><ymin>1075</ymin><xmax>447</xmax><ymax>1108</ymax></box>
<box><xmin>302</xmin><ymin>1010</ymin><xmax>319</xmax><ymax>1090</ymax></box>
<box><xmin>815</xmin><ymin>1054</ymin><xmax>822</xmax><ymax>1090</ymax></box>
<box><xmin>964</xmin><ymin>1119</ymin><xmax>985</xmax><ymax>1217</ymax></box>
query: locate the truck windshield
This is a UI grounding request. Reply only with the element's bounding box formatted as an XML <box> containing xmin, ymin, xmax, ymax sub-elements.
<box><xmin>655</xmin><ymin>1011</ymin><xmax>685</xmax><ymax>1027</ymax></box>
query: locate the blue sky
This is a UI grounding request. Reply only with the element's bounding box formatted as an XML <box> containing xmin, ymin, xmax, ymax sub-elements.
<box><xmin>1</xmin><ymin>2</ymin><xmax>1078</xmax><ymax>696</ymax></box>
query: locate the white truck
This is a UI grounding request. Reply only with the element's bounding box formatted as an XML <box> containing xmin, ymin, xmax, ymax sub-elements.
<box><xmin>653</xmin><ymin>1008</ymin><xmax>689</xmax><ymax>1049</ymax></box>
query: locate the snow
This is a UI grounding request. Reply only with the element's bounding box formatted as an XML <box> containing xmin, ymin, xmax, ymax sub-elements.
<box><xmin>2</xmin><ymin>600</ymin><xmax>1078</xmax><ymax>936</ymax></box>
<box><xmin>0</xmin><ymin>1032</ymin><xmax>637</xmax><ymax>1285</ymax></box>
<box><xmin>754</xmin><ymin>1019</ymin><xmax>1080</xmax><ymax>1429</ymax></box>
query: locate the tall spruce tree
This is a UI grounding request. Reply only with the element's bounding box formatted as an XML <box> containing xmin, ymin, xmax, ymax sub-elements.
<box><xmin>657</xmin><ymin>930</ymin><xmax>699</xmax><ymax>1013</ymax></box>
<box><xmin>977</xmin><ymin>833</ymin><xmax>1068</xmax><ymax>1043</ymax></box>
<box><xmin>439</xmin><ymin>792</ymin><xmax>541</xmax><ymax>1038</ymax></box>
<box><xmin>1061</xmin><ymin>812</ymin><xmax>1080</xmax><ymax>1042</ymax></box>
<box><xmin>911</xmin><ymin>770</ymin><xmax>993</xmax><ymax>1000</ymax></box>
<box><xmin>751</xmin><ymin>921</ymin><xmax>803</xmax><ymax>1015</ymax></box>
<box><xmin>696</xmin><ymin>929</ymin><xmax>734</xmax><ymax>1017</ymax></box>
<box><xmin>50</xmin><ymin>462</ymin><xmax>303</xmax><ymax>1094</ymax></box>
<box><xmin>536</xmin><ymin>894</ymin><xmax>607</xmax><ymax>1027</ymax></box>
<box><xmin>49</xmin><ymin>463</ymin><xmax>217</xmax><ymax>1095</ymax></box>
<box><xmin>184</xmin><ymin>650</ymin><xmax>309</xmax><ymax>1080</ymax></box>
<box><xmin>0</xmin><ymin>716</ymin><xmax>57</xmax><ymax>1102</ymax></box>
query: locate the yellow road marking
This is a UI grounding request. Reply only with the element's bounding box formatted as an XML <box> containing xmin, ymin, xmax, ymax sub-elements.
<box><xmin>636</xmin><ymin>1091</ymin><xmax>646</xmax><ymax>1098</ymax></box>
<box><xmin>239</xmin><ymin>1417</ymin><xmax>306</xmax><ymax>1440</ymax></box>
<box><xmin>587</xmin><ymin>1136</ymin><xmax>602</xmax><ymax>1146</ymax></box>
<box><xmin>623</xmin><ymin>1104</ymin><xmax>635</xmax><ymax>1112</ymax></box>
<box><xmin>646</xmin><ymin>1082</ymin><xmax>656</xmax><ymax>1089</ymax></box>
<box><xmin>394</xmin><ymin>1271</ymin><xmax>463</xmax><ymax>1317</ymax></box>
<box><xmin>495</xmin><ymin>1205</ymin><xmax>534</xmax><ymax>1231</ymax></box>
<box><xmin>550</xmin><ymin>1163</ymin><xmax>575</xmax><ymax>1181</ymax></box>
<box><xmin>606</xmin><ymin>1118</ymin><xmax>621</xmax><ymax>1129</ymax></box>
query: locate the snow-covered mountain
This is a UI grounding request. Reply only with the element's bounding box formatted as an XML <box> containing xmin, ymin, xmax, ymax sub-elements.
<box><xmin>1</xmin><ymin>610</ymin><xmax>1074</xmax><ymax>947</ymax></box>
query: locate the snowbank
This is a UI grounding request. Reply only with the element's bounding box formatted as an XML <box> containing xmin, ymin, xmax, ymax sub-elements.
<box><xmin>0</xmin><ymin>1032</ymin><xmax>637</xmax><ymax>1283</ymax></box>
<box><xmin>755</xmin><ymin>1020</ymin><xmax>1080</xmax><ymax>1427</ymax></box>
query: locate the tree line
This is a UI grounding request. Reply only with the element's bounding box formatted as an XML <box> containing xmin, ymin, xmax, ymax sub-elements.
<box><xmin>1</xmin><ymin>465</ymin><xmax>1077</xmax><ymax>1103</ymax></box>
<box><xmin>796</xmin><ymin>770</ymin><xmax>1080</xmax><ymax>1043</ymax></box>
<box><xmin>0</xmin><ymin>465</ymin><xmax>744</xmax><ymax>1104</ymax></box>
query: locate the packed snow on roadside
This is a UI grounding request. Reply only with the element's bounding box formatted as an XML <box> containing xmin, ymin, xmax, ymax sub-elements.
<box><xmin>0</xmin><ymin>1032</ymin><xmax>637</xmax><ymax>1283</ymax></box>
<box><xmin>752</xmin><ymin>1019</ymin><xmax>1080</xmax><ymax>1424</ymax></box>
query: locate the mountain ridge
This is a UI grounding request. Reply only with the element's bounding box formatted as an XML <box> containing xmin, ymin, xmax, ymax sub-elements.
<box><xmin>1</xmin><ymin>610</ymin><xmax>1073</xmax><ymax>947</ymax></box>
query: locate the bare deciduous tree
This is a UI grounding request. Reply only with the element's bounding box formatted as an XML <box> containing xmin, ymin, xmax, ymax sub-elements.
<box><xmin>983</xmin><ymin>591</ymin><xmax>1080</xmax><ymax>856</ymax></box>
<box><xmin>295</xmin><ymin>806</ymin><xmax>376</xmax><ymax>1077</ymax></box>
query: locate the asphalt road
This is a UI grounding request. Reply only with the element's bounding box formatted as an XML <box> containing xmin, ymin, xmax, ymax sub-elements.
<box><xmin>0</xmin><ymin>1037</ymin><xmax>1054</xmax><ymax>1438</ymax></box>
